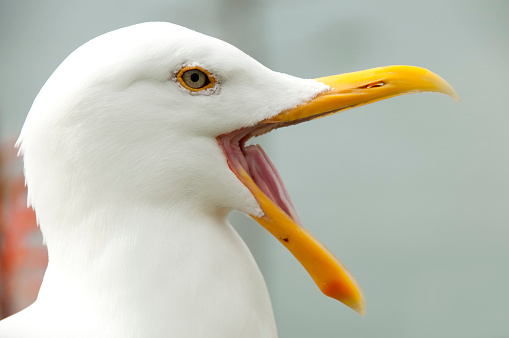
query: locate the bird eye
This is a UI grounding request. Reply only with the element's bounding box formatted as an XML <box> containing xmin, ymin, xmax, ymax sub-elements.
<box><xmin>177</xmin><ymin>66</ymin><xmax>215</xmax><ymax>91</ymax></box>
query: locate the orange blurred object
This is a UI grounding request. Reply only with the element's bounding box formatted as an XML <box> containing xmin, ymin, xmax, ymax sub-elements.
<box><xmin>0</xmin><ymin>138</ymin><xmax>47</xmax><ymax>319</ymax></box>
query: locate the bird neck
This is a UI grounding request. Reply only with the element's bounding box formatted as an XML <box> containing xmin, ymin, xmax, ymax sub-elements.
<box><xmin>36</xmin><ymin>203</ymin><xmax>277</xmax><ymax>336</ymax></box>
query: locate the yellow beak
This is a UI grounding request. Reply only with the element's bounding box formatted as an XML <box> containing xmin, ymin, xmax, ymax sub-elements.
<box><xmin>267</xmin><ymin>65</ymin><xmax>458</xmax><ymax>124</ymax></box>
<box><xmin>241</xmin><ymin>65</ymin><xmax>457</xmax><ymax>316</ymax></box>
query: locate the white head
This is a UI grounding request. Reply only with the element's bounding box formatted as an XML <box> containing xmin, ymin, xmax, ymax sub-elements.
<box><xmin>18</xmin><ymin>22</ymin><xmax>326</xmax><ymax>238</ymax></box>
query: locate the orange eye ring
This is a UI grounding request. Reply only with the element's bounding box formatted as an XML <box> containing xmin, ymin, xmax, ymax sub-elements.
<box><xmin>176</xmin><ymin>66</ymin><xmax>216</xmax><ymax>92</ymax></box>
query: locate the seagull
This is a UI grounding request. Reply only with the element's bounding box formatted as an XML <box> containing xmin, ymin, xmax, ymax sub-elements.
<box><xmin>0</xmin><ymin>22</ymin><xmax>457</xmax><ymax>337</ymax></box>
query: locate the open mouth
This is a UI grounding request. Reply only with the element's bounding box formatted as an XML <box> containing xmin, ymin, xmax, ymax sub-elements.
<box><xmin>217</xmin><ymin>115</ymin><xmax>369</xmax><ymax>316</ymax></box>
<box><xmin>218</xmin><ymin>122</ymin><xmax>304</xmax><ymax>225</ymax></box>
<box><xmin>217</xmin><ymin>65</ymin><xmax>458</xmax><ymax>316</ymax></box>
<box><xmin>218</xmin><ymin>99</ymin><xmax>357</xmax><ymax>228</ymax></box>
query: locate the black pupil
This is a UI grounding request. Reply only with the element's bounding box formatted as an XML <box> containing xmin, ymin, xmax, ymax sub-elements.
<box><xmin>190</xmin><ymin>72</ymin><xmax>200</xmax><ymax>82</ymax></box>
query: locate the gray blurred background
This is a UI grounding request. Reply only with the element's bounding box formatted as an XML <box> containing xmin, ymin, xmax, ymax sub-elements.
<box><xmin>1</xmin><ymin>0</ymin><xmax>508</xmax><ymax>337</ymax></box>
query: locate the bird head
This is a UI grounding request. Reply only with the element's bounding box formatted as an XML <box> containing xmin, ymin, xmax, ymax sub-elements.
<box><xmin>17</xmin><ymin>22</ymin><xmax>457</xmax><ymax>316</ymax></box>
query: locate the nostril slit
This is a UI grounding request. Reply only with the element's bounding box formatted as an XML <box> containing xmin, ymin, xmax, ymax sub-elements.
<box><xmin>358</xmin><ymin>81</ymin><xmax>385</xmax><ymax>89</ymax></box>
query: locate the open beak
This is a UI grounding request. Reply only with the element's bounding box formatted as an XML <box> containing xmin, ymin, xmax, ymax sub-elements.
<box><xmin>218</xmin><ymin>65</ymin><xmax>458</xmax><ymax>316</ymax></box>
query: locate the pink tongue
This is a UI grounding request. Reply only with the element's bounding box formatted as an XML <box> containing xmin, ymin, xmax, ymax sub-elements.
<box><xmin>244</xmin><ymin>145</ymin><xmax>302</xmax><ymax>225</ymax></box>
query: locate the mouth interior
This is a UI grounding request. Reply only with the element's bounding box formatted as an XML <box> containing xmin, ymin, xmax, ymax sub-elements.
<box><xmin>218</xmin><ymin>123</ymin><xmax>302</xmax><ymax>224</ymax></box>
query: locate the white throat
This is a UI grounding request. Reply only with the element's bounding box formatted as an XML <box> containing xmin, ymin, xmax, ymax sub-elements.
<box><xmin>34</xmin><ymin>203</ymin><xmax>277</xmax><ymax>337</ymax></box>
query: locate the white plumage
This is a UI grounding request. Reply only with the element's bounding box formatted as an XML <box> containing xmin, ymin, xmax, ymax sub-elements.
<box><xmin>0</xmin><ymin>22</ymin><xmax>327</xmax><ymax>337</ymax></box>
<box><xmin>0</xmin><ymin>22</ymin><xmax>457</xmax><ymax>337</ymax></box>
